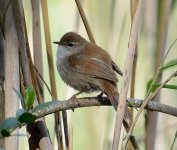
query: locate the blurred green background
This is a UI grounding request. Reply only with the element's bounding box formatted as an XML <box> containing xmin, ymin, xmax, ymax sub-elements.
<box><xmin>20</xmin><ymin>0</ymin><xmax>177</xmax><ymax>149</ymax></box>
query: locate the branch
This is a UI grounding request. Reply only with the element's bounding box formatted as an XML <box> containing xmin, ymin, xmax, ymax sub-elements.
<box><xmin>32</xmin><ymin>97</ymin><xmax>177</xmax><ymax>119</ymax></box>
<box><xmin>3</xmin><ymin>96</ymin><xmax>177</xmax><ymax>141</ymax></box>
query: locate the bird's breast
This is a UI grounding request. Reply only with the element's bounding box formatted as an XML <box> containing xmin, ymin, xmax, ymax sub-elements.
<box><xmin>56</xmin><ymin>56</ymin><xmax>100</xmax><ymax>92</ymax></box>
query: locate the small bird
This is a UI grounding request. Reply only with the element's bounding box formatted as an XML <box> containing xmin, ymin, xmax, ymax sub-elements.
<box><xmin>54</xmin><ymin>32</ymin><xmax>123</xmax><ymax>110</ymax></box>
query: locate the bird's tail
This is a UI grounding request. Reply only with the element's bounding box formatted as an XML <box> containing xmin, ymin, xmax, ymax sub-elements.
<box><xmin>103</xmin><ymin>82</ymin><xmax>119</xmax><ymax>111</ymax></box>
<box><xmin>103</xmin><ymin>82</ymin><xmax>130</xmax><ymax>122</ymax></box>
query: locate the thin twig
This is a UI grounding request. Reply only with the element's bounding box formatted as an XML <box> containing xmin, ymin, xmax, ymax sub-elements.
<box><xmin>26</xmin><ymin>32</ymin><xmax>43</xmax><ymax>104</ymax></box>
<box><xmin>146</xmin><ymin>20</ymin><xmax>176</xmax><ymax>98</ymax></box>
<box><xmin>33</xmin><ymin>66</ymin><xmax>53</xmax><ymax>98</ymax></box>
<box><xmin>125</xmin><ymin>70</ymin><xmax>177</xmax><ymax>145</ymax></box>
<box><xmin>161</xmin><ymin>38</ymin><xmax>177</xmax><ymax>68</ymax></box>
<box><xmin>75</xmin><ymin>0</ymin><xmax>96</xmax><ymax>44</ymax></box>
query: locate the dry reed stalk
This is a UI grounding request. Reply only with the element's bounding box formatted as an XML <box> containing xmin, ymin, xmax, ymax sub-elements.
<box><xmin>75</xmin><ymin>0</ymin><xmax>96</xmax><ymax>44</ymax></box>
<box><xmin>4</xmin><ymin>1</ymin><xmax>19</xmax><ymax>149</ymax></box>
<box><xmin>12</xmin><ymin>0</ymin><xmax>53</xmax><ymax>149</ymax></box>
<box><xmin>112</xmin><ymin>0</ymin><xmax>144</xmax><ymax>149</ymax></box>
<box><xmin>41</xmin><ymin>0</ymin><xmax>67</xmax><ymax>149</ymax></box>
<box><xmin>145</xmin><ymin>1</ymin><xmax>171</xmax><ymax>149</ymax></box>
<box><xmin>129</xmin><ymin>0</ymin><xmax>139</xmax><ymax>149</ymax></box>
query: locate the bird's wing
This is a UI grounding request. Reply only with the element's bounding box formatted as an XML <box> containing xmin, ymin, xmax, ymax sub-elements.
<box><xmin>112</xmin><ymin>61</ymin><xmax>123</xmax><ymax>76</ymax></box>
<box><xmin>68</xmin><ymin>43</ymin><xmax>118</xmax><ymax>83</ymax></box>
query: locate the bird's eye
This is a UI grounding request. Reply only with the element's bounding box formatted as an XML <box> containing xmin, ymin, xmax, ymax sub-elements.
<box><xmin>67</xmin><ymin>42</ymin><xmax>74</xmax><ymax>47</ymax></box>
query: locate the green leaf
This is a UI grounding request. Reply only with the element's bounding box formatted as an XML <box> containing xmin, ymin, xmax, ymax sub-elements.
<box><xmin>160</xmin><ymin>59</ymin><xmax>177</xmax><ymax>70</ymax></box>
<box><xmin>0</xmin><ymin>117</ymin><xmax>20</xmax><ymax>130</ymax></box>
<box><xmin>146</xmin><ymin>79</ymin><xmax>157</xmax><ymax>93</ymax></box>
<box><xmin>24</xmin><ymin>85</ymin><xmax>36</xmax><ymax>111</ymax></box>
<box><xmin>13</xmin><ymin>88</ymin><xmax>25</xmax><ymax>109</ymax></box>
<box><xmin>31</xmin><ymin>101</ymin><xmax>59</xmax><ymax>113</ymax></box>
<box><xmin>146</xmin><ymin>79</ymin><xmax>153</xmax><ymax>92</ymax></box>
<box><xmin>18</xmin><ymin>112</ymin><xmax>37</xmax><ymax>124</ymax></box>
<box><xmin>1</xmin><ymin>129</ymin><xmax>10</xmax><ymax>137</ymax></box>
<box><xmin>151</xmin><ymin>83</ymin><xmax>177</xmax><ymax>90</ymax></box>
<box><xmin>0</xmin><ymin>117</ymin><xmax>20</xmax><ymax>137</ymax></box>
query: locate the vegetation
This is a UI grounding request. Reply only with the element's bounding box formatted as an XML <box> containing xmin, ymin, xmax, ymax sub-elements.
<box><xmin>0</xmin><ymin>0</ymin><xmax>177</xmax><ymax>149</ymax></box>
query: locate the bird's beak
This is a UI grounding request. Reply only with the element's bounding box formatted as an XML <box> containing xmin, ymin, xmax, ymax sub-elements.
<box><xmin>53</xmin><ymin>41</ymin><xmax>60</xmax><ymax>44</ymax></box>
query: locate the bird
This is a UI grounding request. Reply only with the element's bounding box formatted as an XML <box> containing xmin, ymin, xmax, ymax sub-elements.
<box><xmin>54</xmin><ymin>32</ymin><xmax>123</xmax><ymax>110</ymax></box>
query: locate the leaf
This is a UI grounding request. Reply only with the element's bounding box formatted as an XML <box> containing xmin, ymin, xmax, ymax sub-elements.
<box><xmin>31</xmin><ymin>101</ymin><xmax>59</xmax><ymax>113</ymax></box>
<box><xmin>1</xmin><ymin>129</ymin><xmax>10</xmax><ymax>137</ymax></box>
<box><xmin>18</xmin><ymin>112</ymin><xmax>37</xmax><ymax>124</ymax></box>
<box><xmin>160</xmin><ymin>59</ymin><xmax>177</xmax><ymax>70</ymax></box>
<box><xmin>13</xmin><ymin>88</ymin><xmax>25</xmax><ymax>109</ymax></box>
<box><xmin>146</xmin><ymin>79</ymin><xmax>157</xmax><ymax>93</ymax></box>
<box><xmin>151</xmin><ymin>83</ymin><xmax>177</xmax><ymax>90</ymax></box>
<box><xmin>0</xmin><ymin>117</ymin><xmax>20</xmax><ymax>137</ymax></box>
<box><xmin>0</xmin><ymin>117</ymin><xmax>20</xmax><ymax>130</ymax></box>
<box><xmin>24</xmin><ymin>85</ymin><xmax>36</xmax><ymax>111</ymax></box>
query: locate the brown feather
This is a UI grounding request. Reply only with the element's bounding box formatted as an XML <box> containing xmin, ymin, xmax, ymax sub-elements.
<box><xmin>68</xmin><ymin>42</ymin><xmax>118</xmax><ymax>84</ymax></box>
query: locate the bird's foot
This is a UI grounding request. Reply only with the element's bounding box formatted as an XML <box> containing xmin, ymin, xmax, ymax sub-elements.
<box><xmin>97</xmin><ymin>92</ymin><xmax>104</xmax><ymax>103</ymax></box>
<box><xmin>69</xmin><ymin>91</ymin><xmax>83</xmax><ymax>112</ymax></box>
<box><xmin>69</xmin><ymin>91</ymin><xmax>83</xmax><ymax>100</ymax></box>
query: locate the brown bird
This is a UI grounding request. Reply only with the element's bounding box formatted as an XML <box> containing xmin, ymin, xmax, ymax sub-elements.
<box><xmin>54</xmin><ymin>32</ymin><xmax>123</xmax><ymax>110</ymax></box>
